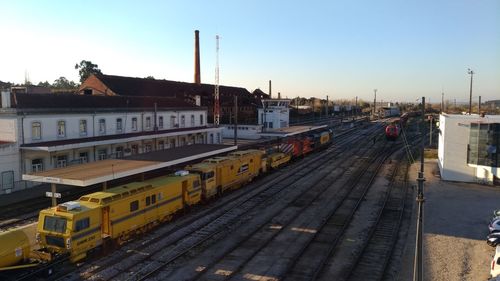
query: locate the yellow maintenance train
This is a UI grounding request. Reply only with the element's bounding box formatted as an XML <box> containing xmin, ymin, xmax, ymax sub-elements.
<box><xmin>0</xmin><ymin>129</ymin><xmax>333</xmax><ymax>270</ymax></box>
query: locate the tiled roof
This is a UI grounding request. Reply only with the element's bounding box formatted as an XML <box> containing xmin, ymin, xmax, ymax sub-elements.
<box><xmin>13</xmin><ymin>93</ymin><xmax>198</xmax><ymax>110</ymax></box>
<box><xmin>94</xmin><ymin>74</ymin><xmax>251</xmax><ymax>99</ymax></box>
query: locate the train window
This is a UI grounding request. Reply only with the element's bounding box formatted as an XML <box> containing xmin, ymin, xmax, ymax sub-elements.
<box><xmin>146</xmin><ymin>196</ymin><xmax>151</xmax><ymax>206</ymax></box>
<box><xmin>250</xmin><ymin>159</ymin><xmax>253</xmax><ymax>163</ymax></box>
<box><xmin>193</xmin><ymin>180</ymin><xmax>200</xmax><ymax>187</ymax></box>
<box><xmin>75</xmin><ymin>218</ymin><xmax>90</xmax><ymax>232</ymax></box>
<box><xmin>158</xmin><ymin>192</ymin><xmax>163</xmax><ymax>201</ymax></box>
<box><xmin>130</xmin><ymin>200</ymin><xmax>139</xmax><ymax>212</ymax></box>
<box><xmin>43</xmin><ymin>216</ymin><xmax>67</xmax><ymax>233</ymax></box>
<box><xmin>152</xmin><ymin>194</ymin><xmax>156</xmax><ymax>204</ymax></box>
<box><xmin>80</xmin><ymin>197</ymin><xmax>90</xmax><ymax>201</ymax></box>
<box><xmin>231</xmin><ymin>165</ymin><xmax>234</xmax><ymax>170</ymax></box>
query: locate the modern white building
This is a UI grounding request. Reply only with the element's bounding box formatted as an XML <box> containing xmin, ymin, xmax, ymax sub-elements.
<box><xmin>258</xmin><ymin>99</ymin><xmax>291</xmax><ymax>130</ymax></box>
<box><xmin>438</xmin><ymin>113</ymin><xmax>499</xmax><ymax>184</ymax></box>
<box><xmin>0</xmin><ymin>91</ymin><xmax>222</xmax><ymax>194</ymax></box>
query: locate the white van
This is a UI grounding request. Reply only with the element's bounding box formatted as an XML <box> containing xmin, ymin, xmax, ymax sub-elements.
<box><xmin>491</xmin><ymin>246</ymin><xmax>500</xmax><ymax>278</ymax></box>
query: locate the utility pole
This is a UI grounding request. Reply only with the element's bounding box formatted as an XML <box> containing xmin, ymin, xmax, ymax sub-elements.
<box><xmin>413</xmin><ymin>96</ymin><xmax>426</xmax><ymax>281</ymax></box>
<box><xmin>373</xmin><ymin>89</ymin><xmax>377</xmax><ymax>119</ymax></box>
<box><xmin>326</xmin><ymin>95</ymin><xmax>329</xmax><ymax>117</ymax></box>
<box><xmin>441</xmin><ymin>92</ymin><xmax>444</xmax><ymax>113</ymax></box>
<box><xmin>355</xmin><ymin>96</ymin><xmax>358</xmax><ymax>119</ymax></box>
<box><xmin>478</xmin><ymin>96</ymin><xmax>481</xmax><ymax>114</ymax></box>
<box><xmin>234</xmin><ymin>95</ymin><xmax>238</xmax><ymax>145</ymax></box>
<box><xmin>214</xmin><ymin>35</ymin><xmax>220</xmax><ymax>127</ymax></box>
<box><xmin>468</xmin><ymin>68</ymin><xmax>474</xmax><ymax>115</ymax></box>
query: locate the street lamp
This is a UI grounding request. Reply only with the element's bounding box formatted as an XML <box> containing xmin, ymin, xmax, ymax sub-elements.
<box><xmin>468</xmin><ymin>68</ymin><xmax>474</xmax><ymax>115</ymax></box>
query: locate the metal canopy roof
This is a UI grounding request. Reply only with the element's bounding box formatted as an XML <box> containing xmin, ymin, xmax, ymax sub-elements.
<box><xmin>258</xmin><ymin>125</ymin><xmax>327</xmax><ymax>137</ymax></box>
<box><xmin>22</xmin><ymin>144</ymin><xmax>237</xmax><ymax>187</ymax></box>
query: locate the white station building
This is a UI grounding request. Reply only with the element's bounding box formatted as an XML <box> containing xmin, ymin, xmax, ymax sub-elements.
<box><xmin>0</xmin><ymin>91</ymin><xmax>223</xmax><ymax>194</ymax></box>
<box><xmin>438</xmin><ymin>113</ymin><xmax>499</xmax><ymax>185</ymax></box>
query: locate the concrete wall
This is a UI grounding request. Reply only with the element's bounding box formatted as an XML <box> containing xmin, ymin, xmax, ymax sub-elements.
<box><xmin>0</xmin><ymin>117</ymin><xmax>17</xmax><ymax>142</ymax></box>
<box><xmin>221</xmin><ymin>124</ymin><xmax>262</xmax><ymax>140</ymax></box>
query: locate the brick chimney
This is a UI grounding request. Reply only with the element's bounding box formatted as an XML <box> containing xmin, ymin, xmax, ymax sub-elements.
<box><xmin>194</xmin><ymin>30</ymin><xmax>201</xmax><ymax>85</ymax></box>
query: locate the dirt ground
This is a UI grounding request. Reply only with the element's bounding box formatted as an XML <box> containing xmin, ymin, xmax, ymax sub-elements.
<box><xmin>399</xmin><ymin>159</ymin><xmax>500</xmax><ymax>281</ymax></box>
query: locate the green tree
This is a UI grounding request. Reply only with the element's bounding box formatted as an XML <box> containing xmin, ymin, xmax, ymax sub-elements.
<box><xmin>53</xmin><ymin>77</ymin><xmax>78</xmax><ymax>89</ymax></box>
<box><xmin>37</xmin><ymin>81</ymin><xmax>51</xmax><ymax>87</ymax></box>
<box><xmin>75</xmin><ymin>60</ymin><xmax>102</xmax><ymax>83</ymax></box>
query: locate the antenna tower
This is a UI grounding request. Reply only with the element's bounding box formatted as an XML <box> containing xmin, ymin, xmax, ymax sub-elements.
<box><xmin>214</xmin><ymin>35</ymin><xmax>220</xmax><ymax>127</ymax></box>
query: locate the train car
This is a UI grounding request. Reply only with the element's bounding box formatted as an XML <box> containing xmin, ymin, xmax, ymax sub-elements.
<box><xmin>0</xmin><ymin>224</ymin><xmax>38</xmax><ymax>271</ymax></box>
<box><xmin>309</xmin><ymin>130</ymin><xmax>333</xmax><ymax>150</ymax></box>
<box><xmin>267</xmin><ymin>152</ymin><xmax>292</xmax><ymax>169</ymax></box>
<box><xmin>36</xmin><ymin>172</ymin><xmax>201</xmax><ymax>262</ymax></box>
<box><xmin>197</xmin><ymin>149</ymin><xmax>263</xmax><ymax>195</ymax></box>
<box><xmin>385</xmin><ymin>123</ymin><xmax>399</xmax><ymax>140</ymax></box>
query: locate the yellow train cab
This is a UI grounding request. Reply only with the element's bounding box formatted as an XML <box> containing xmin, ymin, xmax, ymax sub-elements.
<box><xmin>267</xmin><ymin>152</ymin><xmax>292</xmax><ymax>169</ymax></box>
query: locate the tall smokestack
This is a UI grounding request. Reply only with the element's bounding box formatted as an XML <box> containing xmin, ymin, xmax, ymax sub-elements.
<box><xmin>269</xmin><ymin>80</ymin><xmax>272</xmax><ymax>99</ymax></box>
<box><xmin>194</xmin><ymin>30</ymin><xmax>201</xmax><ymax>85</ymax></box>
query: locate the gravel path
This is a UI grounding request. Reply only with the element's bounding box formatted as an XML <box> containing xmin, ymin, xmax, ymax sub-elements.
<box><xmin>399</xmin><ymin>158</ymin><xmax>499</xmax><ymax>281</ymax></box>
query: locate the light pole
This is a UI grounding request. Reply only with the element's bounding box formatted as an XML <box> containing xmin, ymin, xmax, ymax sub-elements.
<box><xmin>468</xmin><ymin>68</ymin><xmax>474</xmax><ymax>115</ymax></box>
<box><xmin>373</xmin><ymin>89</ymin><xmax>377</xmax><ymax>119</ymax></box>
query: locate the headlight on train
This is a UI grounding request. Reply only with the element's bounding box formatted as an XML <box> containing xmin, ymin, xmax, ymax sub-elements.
<box><xmin>66</xmin><ymin>237</ymin><xmax>71</xmax><ymax>249</ymax></box>
<box><xmin>36</xmin><ymin>232</ymin><xmax>41</xmax><ymax>243</ymax></box>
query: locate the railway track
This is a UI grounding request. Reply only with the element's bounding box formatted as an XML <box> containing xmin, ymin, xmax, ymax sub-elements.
<box><xmin>118</xmin><ymin>126</ymin><xmax>388</xmax><ymax>280</ymax></box>
<box><xmin>50</xmin><ymin>123</ymin><xmax>383</xmax><ymax>281</ymax></box>
<box><xmin>178</xmin><ymin>139</ymin><xmax>393</xmax><ymax>281</ymax></box>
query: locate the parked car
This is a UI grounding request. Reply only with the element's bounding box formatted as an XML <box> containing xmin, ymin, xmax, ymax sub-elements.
<box><xmin>488</xmin><ymin>233</ymin><xmax>500</xmax><ymax>247</ymax></box>
<box><xmin>490</xmin><ymin>217</ymin><xmax>500</xmax><ymax>233</ymax></box>
<box><xmin>491</xmin><ymin>246</ymin><xmax>500</xmax><ymax>278</ymax></box>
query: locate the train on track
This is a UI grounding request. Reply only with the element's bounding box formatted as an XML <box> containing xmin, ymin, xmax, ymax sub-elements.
<box><xmin>0</xmin><ymin>129</ymin><xmax>333</xmax><ymax>274</ymax></box>
<box><xmin>384</xmin><ymin>112</ymin><xmax>411</xmax><ymax>140</ymax></box>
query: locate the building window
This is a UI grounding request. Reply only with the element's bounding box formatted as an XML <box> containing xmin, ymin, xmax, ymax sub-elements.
<box><xmin>115</xmin><ymin>146</ymin><xmax>123</xmax><ymax>158</ymax></box>
<box><xmin>57</xmin><ymin>121</ymin><xmax>66</xmax><ymax>137</ymax></box>
<box><xmin>32</xmin><ymin>122</ymin><xmax>41</xmax><ymax>140</ymax></box>
<box><xmin>131</xmin><ymin>144</ymin><xmax>139</xmax><ymax>155</ymax></box>
<box><xmin>170</xmin><ymin>139</ymin><xmax>176</xmax><ymax>148</ymax></box>
<box><xmin>171</xmin><ymin>116</ymin><xmax>176</xmax><ymax>128</ymax></box>
<box><xmin>56</xmin><ymin>155</ymin><xmax>67</xmax><ymax>168</ymax></box>
<box><xmin>79</xmin><ymin>120</ymin><xmax>87</xmax><ymax>136</ymax></box>
<box><xmin>159</xmin><ymin>116</ymin><xmax>164</xmax><ymax>129</ymax></box>
<box><xmin>191</xmin><ymin>115</ymin><xmax>195</xmax><ymax>127</ymax></box>
<box><xmin>181</xmin><ymin>115</ymin><xmax>185</xmax><ymax>128</ymax></box>
<box><xmin>79</xmin><ymin>152</ymin><xmax>88</xmax><ymax>163</ymax></box>
<box><xmin>98</xmin><ymin>149</ymin><xmax>107</xmax><ymax>160</ymax></box>
<box><xmin>132</xmin><ymin>117</ymin><xmax>138</xmax><ymax>131</ymax></box>
<box><xmin>158</xmin><ymin>140</ymin><xmax>164</xmax><ymax>150</ymax></box>
<box><xmin>200</xmin><ymin>114</ymin><xmax>204</xmax><ymax>126</ymax></box>
<box><xmin>31</xmin><ymin>159</ymin><xmax>43</xmax><ymax>172</ymax></box>
<box><xmin>146</xmin><ymin>117</ymin><xmax>152</xmax><ymax>130</ymax></box>
<box><xmin>145</xmin><ymin>144</ymin><xmax>152</xmax><ymax>153</ymax></box>
<box><xmin>99</xmin><ymin>119</ymin><xmax>106</xmax><ymax>135</ymax></box>
<box><xmin>116</xmin><ymin>118</ymin><xmax>123</xmax><ymax>132</ymax></box>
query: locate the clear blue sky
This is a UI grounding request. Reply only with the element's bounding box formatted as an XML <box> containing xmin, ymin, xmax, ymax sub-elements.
<box><xmin>0</xmin><ymin>0</ymin><xmax>498</xmax><ymax>103</ymax></box>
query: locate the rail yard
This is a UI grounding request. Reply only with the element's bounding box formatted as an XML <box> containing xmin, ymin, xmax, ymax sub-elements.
<box><xmin>0</xmin><ymin>118</ymin><xmax>422</xmax><ymax>281</ymax></box>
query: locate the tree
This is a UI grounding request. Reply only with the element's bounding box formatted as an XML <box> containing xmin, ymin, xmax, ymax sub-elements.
<box><xmin>53</xmin><ymin>77</ymin><xmax>78</xmax><ymax>89</ymax></box>
<box><xmin>75</xmin><ymin>60</ymin><xmax>102</xmax><ymax>83</ymax></box>
<box><xmin>145</xmin><ymin>76</ymin><xmax>155</xmax><ymax>79</ymax></box>
<box><xmin>37</xmin><ymin>81</ymin><xmax>51</xmax><ymax>87</ymax></box>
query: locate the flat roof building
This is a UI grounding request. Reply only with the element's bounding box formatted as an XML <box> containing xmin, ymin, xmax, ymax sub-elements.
<box><xmin>438</xmin><ymin>113</ymin><xmax>500</xmax><ymax>185</ymax></box>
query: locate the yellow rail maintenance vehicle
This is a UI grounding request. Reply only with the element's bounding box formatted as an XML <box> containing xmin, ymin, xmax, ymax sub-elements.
<box><xmin>36</xmin><ymin>172</ymin><xmax>201</xmax><ymax>263</ymax></box>
<box><xmin>185</xmin><ymin>162</ymin><xmax>218</xmax><ymax>200</ymax></box>
<box><xmin>267</xmin><ymin>152</ymin><xmax>292</xmax><ymax>169</ymax></box>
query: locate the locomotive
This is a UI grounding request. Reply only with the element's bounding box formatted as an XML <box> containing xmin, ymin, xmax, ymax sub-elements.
<box><xmin>385</xmin><ymin>123</ymin><xmax>400</xmax><ymax>140</ymax></box>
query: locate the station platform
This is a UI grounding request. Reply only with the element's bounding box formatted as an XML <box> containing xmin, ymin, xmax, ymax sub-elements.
<box><xmin>23</xmin><ymin>144</ymin><xmax>237</xmax><ymax>187</ymax></box>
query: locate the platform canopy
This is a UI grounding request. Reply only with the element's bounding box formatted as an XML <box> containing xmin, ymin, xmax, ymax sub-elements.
<box><xmin>22</xmin><ymin>144</ymin><xmax>237</xmax><ymax>187</ymax></box>
<box><xmin>259</xmin><ymin>125</ymin><xmax>327</xmax><ymax>138</ymax></box>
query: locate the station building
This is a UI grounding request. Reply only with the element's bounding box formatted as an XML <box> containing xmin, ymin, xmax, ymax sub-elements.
<box><xmin>438</xmin><ymin>113</ymin><xmax>500</xmax><ymax>185</ymax></box>
<box><xmin>0</xmin><ymin>90</ymin><xmax>223</xmax><ymax>194</ymax></box>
